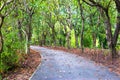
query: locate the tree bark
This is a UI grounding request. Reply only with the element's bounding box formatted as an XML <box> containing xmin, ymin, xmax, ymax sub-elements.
<box><xmin>17</xmin><ymin>19</ymin><xmax>23</xmax><ymax>41</ymax></box>
<box><xmin>80</xmin><ymin>19</ymin><xmax>84</xmax><ymax>52</ymax></box>
<box><xmin>63</xmin><ymin>25</ymin><xmax>67</xmax><ymax>47</ymax></box>
<box><xmin>92</xmin><ymin>33</ymin><xmax>96</xmax><ymax>47</ymax></box>
<box><xmin>99</xmin><ymin>8</ymin><xmax>119</xmax><ymax>58</ymax></box>
<box><xmin>74</xmin><ymin>30</ymin><xmax>79</xmax><ymax>48</ymax></box>
<box><xmin>0</xmin><ymin>15</ymin><xmax>4</xmax><ymax>53</ymax></box>
<box><xmin>78</xmin><ymin>0</ymin><xmax>84</xmax><ymax>52</ymax></box>
<box><xmin>42</xmin><ymin>31</ymin><xmax>46</xmax><ymax>45</ymax></box>
<box><xmin>26</xmin><ymin>15</ymin><xmax>33</xmax><ymax>54</ymax></box>
<box><xmin>47</xmin><ymin>22</ymin><xmax>56</xmax><ymax>46</ymax></box>
<box><xmin>66</xmin><ymin>7</ymin><xmax>72</xmax><ymax>49</ymax></box>
<box><xmin>0</xmin><ymin>29</ymin><xmax>3</xmax><ymax>53</ymax></box>
<box><xmin>51</xmin><ymin>27</ymin><xmax>56</xmax><ymax>45</ymax></box>
<box><xmin>27</xmin><ymin>25</ymin><xmax>32</xmax><ymax>53</ymax></box>
<box><xmin>90</xmin><ymin>15</ymin><xmax>96</xmax><ymax>48</ymax></box>
<box><xmin>66</xmin><ymin>31</ymin><xmax>71</xmax><ymax>49</ymax></box>
<box><xmin>112</xmin><ymin>0</ymin><xmax>120</xmax><ymax>58</ymax></box>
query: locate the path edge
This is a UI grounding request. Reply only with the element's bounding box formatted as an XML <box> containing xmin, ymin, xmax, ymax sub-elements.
<box><xmin>29</xmin><ymin>50</ymin><xmax>43</xmax><ymax>80</ymax></box>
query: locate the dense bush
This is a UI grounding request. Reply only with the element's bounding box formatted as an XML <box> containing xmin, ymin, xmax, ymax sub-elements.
<box><xmin>0</xmin><ymin>29</ymin><xmax>25</xmax><ymax>73</ymax></box>
<box><xmin>83</xmin><ymin>34</ymin><xmax>92</xmax><ymax>48</ymax></box>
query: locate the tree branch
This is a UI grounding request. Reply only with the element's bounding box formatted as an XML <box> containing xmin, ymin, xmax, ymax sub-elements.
<box><xmin>0</xmin><ymin>0</ymin><xmax>13</xmax><ymax>12</ymax></box>
<box><xmin>5</xmin><ymin>0</ymin><xmax>16</xmax><ymax>17</ymax></box>
<box><xmin>82</xmin><ymin>0</ymin><xmax>106</xmax><ymax>11</ymax></box>
<box><xmin>0</xmin><ymin>2</ymin><xmax>5</xmax><ymax>12</ymax></box>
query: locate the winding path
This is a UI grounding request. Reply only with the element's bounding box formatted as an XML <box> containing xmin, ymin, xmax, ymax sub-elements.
<box><xmin>30</xmin><ymin>46</ymin><xmax>120</xmax><ymax>80</ymax></box>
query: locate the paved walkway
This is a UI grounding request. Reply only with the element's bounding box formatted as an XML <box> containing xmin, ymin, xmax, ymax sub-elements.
<box><xmin>30</xmin><ymin>46</ymin><xmax>120</xmax><ymax>80</ymax></box>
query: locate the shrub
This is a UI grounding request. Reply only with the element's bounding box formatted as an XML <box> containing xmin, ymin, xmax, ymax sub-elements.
<box><xmin>0</xmin><ymin>29</ymin><xmax>25</xmax><ymax>74</ymax></box>
<box><xmin>83</xmin><ymin>34</ymin><xmax>92</xmax><ymax>48</ymax></box>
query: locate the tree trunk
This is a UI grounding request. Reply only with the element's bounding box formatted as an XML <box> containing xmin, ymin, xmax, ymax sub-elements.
<box><xmin>62</xmin><ymin>32</ymin><xmax>66</xmax><ymax>47</ymax></box>
<box><xmin>105</xmin><ymin>15</ymin><xmax>119</xmax><ymax>58</ymax></box>
<box><xmin>43</xmin><ymin>32</ymin><xmax>46</xmax><ymax>45</ymax></box>
<box><xmin>111</xmin><ymin>45</ymin><xmax>117</xmax><ymax>58</ymax></box>
<box><xmin>38</xmin><ymin>36</ymin><xmax>42</xmax><ymax>46</ymax></box>
<box><xmin>74</xmin><ymin>30</ymin><xmax>79</xmax><ymax>48</ymax></box>
<box><xmin>59</xmin><ymin>38</ymin><xmax>62</xmax><ymax>46</ymax></box>
<box><xmin>17</xmin><ymin>19</ymin><xmax>23</xmax><ymax>41</ymax></box>
<box><xmin>90</xmin><ymin>15</ymin><xmax>96</xmax><ymax>48</ymax></box>
<box><xmin>0</xmin><ymin>29</ymin><xmax>3</xmax><ymax>53</ymax></box>
<box><xmin>112</xmin><ymin>0</ymin><xmax>120</xmax><ymax>58</ymax></box>
<box><xmin>47</xmin><ymin>22</ymin><xmax>56</xmax><ymax>46</ymax></box>
<box><xmin>80</xmin><ymin>21</ymin><xmax>84</xmax><ymax>52</ymax></box>
<box><xmin>78</xmin><ymin>0</ymin><xmax>84</xmax><ymax>52</ymax></box>
<box><xmin>0</xmin><ymin>16</ymin><xmax>4</xmax><ymax>53</ymax></box>
<box><xmin>63</xmin><ymin>26</ymin><xmax>67</xmax><ymax>47</ymax></box>
<box><xmin>22</xmin><ymin>29</ymin><xmax>28</xmax><ymax>54</ymax></box>
<box><xmin>26</xmin><ymin>16</ymin><xmax>32</xmax><ymax>54</ymax></box>
<box><xmin>92</xmin><ymin>33</ymin><xmax>96</xmax><ymax>48</ymax></box>
<box><xmin>27</xmin><ymin>37</ymin><xmax>30</xmax><ymax>54</ymax></box>
<box><xmin>99</xmin><ymin>8</ymin><xmax>119</xmax><ymax>58</ymax></box>
<box><xmin>66</xmin><ymin>31</ymin><xmax>71</xmax><ymax>49</ymax></box>
<box><xmin>52</xmin><ymin>28</ymin><xmax>56</xmax><ymax>45</ymax></box>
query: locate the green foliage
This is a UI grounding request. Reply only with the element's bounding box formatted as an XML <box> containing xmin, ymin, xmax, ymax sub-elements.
<box><xmin>0</xmin><ymin>28</ymin><xmax>25</xmax><ymax>73</ymax></box>
<box><xmin>1</xmin><ymin>50</ymin><xmax>19</xmax><ymax>73</ymax></box>
<box><xmin>0</xmin><ymin>75</ymin><xmax>2</xmax><ymax>80</ymax></box>
<box><xmin>83</xmin><ymin>33</ymin><xmax>92</xmax><ymax>48</ymax></box>
<box><xmin>116</xmin><ymin>36</ymin><xmax>120</xmax><ymax>50</ymax></box>
<box><xmin>1</xmin><ymin>0</ymin><xmax>120</xmax><ymax>74</ymax></box>
<box><xmin>71</xmin><ymin>29</ymin><xmax>76</xmax><ymax>48</ymax></box>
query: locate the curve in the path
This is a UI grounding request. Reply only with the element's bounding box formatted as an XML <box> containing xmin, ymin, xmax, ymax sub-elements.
<box><xmin>30</xmin><ymin>46</ymin><xmax>120</xmax><ymax>80</ymax></box>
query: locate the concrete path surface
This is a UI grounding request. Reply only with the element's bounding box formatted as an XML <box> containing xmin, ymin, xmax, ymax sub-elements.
<box><xmin>29</xmin><ymin>46</ymin><xmax>120</xmax><ymax>80</ymax></box>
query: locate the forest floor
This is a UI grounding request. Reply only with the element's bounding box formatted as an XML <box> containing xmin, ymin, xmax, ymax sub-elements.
<box><xmin>46</xmin><ymin>46</ymin><xmax>120</xmax><ymax>76</ymax></box>
<box><xmin>2</xmin><ymin>49</ymin><xmax>41</xmax><ymax>80</ymax></box>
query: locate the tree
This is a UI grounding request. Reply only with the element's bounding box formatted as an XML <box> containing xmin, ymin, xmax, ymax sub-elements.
<box><xmin>18</xmin><ymin>0</ymin><xmax>39</xmax><ymax>54</ymax></box>
<box><xmin>78</xmin><ymin>0</ymin><xmax>85</xmax><ymax>52</ymax></box>
<box><xmin>59</xmin><ymin>0</ymin><xmax>74</xmax><ymax>48</ymax></box>
<box><xmin>82</xmin><ymin>0</ymin><xmax>120</xmax><ymax>58</ymax></box>
<box><xmin>114</xmin><ymin>0</ymin><xmax>120</xmax><ymax>56</ymax></box>
<box><xmin>0</xmin><ymin>0</ymin><xmax>15</xmax><ymax>53</ymax></box>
